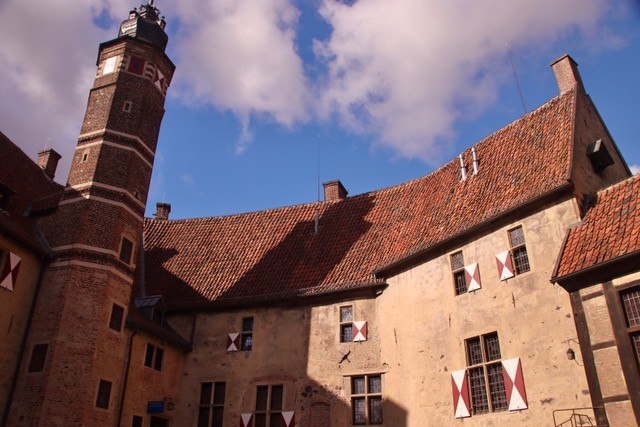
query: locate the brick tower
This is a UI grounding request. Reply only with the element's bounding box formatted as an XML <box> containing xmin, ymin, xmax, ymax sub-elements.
<box><xmin>7</xmin><ymin>2</ymin><xmax>174</xmax><ymax>425</ymax></box>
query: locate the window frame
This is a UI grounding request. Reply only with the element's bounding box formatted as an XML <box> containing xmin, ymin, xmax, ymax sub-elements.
<box><xmin>109</xmin><ymin>303</ymin><xmax>124</xmax><ymax>332</ymax></box>
<box><xmin>118</xmin><ymin>236</ymin><xmax>135</xmax><ymax>266</ymax></box>
<box><xmin>465</xmin><ymin>332</ymin><xmax>507</xmax><ymax>415</ymax></box>
<box><xmin>241</xmin><ymin>317</ymin><xmax>253</xmax><ymax>351</ymax></box>
<box><xmin>254</xmin><ymin>384</ymin><xmax>284</xmax><ymax>427</ymax></box>
<box><xmin>340</xmin><ymin>305</ymin><xmax>354</xmax><ymax>343</ymax></box>
<box><xmin>508</xmin><ymin>226</ymin><xmax>530</xmax><ymax>275</ymax></box>
<box><xmin>620</xmin><ymin>287</ymin><xmax>640</xmax><ymax>370</ymax></box>
<box><xmin>27</xmin><ymin>343</ymin><xmax>49</xmax><ymax>373</ymax></box>
<box><xmin>95</xmin><ymin>379</ymin><xmax>112</xmax><ymax>409</ymax></box>
<box><xmin>350</xmin><ymin>374</ymin><xmax>383</xmax><ymax>425</ymax></box>
<box><xmin>143</xmin><ymin>343</ymin><xmax>164</xmax><ymax>371</ymax></box>
<box><xmin>450</xmin><ymin>251</ymin><xmax>467</xmax><ymax>295</ymax></box>
<box><xmin>198</xmin><ymin>381</ymin><xmax>226</xmax><ymax>427</ymax></box>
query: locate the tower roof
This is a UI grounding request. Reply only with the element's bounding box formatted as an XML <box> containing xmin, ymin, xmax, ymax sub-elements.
<box><xmin>118</xmin><ymin>1</ymin><xmax>168</xmax><ymax>51</ymax></box>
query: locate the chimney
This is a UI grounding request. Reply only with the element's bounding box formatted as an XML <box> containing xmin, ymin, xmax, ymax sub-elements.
<box><xmin>323</xmin><ymin>180</ymin><xmax>348</xmax><ymax>201</ymax></box>
<box><xmin>37</xmin><ymin>148</ymin><xmax>61</xmax><ymax>180</ymax></box>
<box><xmin>155</xmin><ymin>202</ymin><xmax>171</xmax><ymax>220</ymax></box>
<box><xmin>459</xmin><ymin>154</ymin><xmax>467</xmax><ymax>181</ymax></box>
<box><xmin>551</xmin><ymin>54</ymin><xmax>584</xmax><ymax>94</ymax></box>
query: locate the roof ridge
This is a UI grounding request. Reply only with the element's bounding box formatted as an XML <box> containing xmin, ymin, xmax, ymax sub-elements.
<box><xmin>146</xmin><ymin>91</ymin><xmax>575</xmax><ymax>225</ymax></box>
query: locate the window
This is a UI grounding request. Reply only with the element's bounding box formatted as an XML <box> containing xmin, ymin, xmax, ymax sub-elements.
<box><xmin>132</xmin><ymin>415</ymin><xmax>143</xmax><ymax>427</ymax></box>
<box><xmin>508</xmin><ymin>227</ymin><xmax>530</xmax><ymax>275</ymax></box>
<box><xmin>340</xmin><ymin>306</ymin><xmax>353</xmax><ymax>342</ymax></box>
<box><xmin>28</xmin><ymin>343</ymin><xmax>48</xmax><ymax>373</ymax></box>
<box><xmin>255</xmin><ymin>384</ymin><xmax>283</xmax><ymax>427</ymax></box>
<box><xmin>198</xmin><ymin>382</ymin><xmax>226</xmax><ymax>427</ymax></box>
<box><xmin>144</xmin><ymin>343</ymin><xmax>164</xmax><ymax>371</ymax></box>
<box><xmin>109</xmin><ymin>303</ymin><xmax>124</xmax><ymax>332</ymax></box>
<box><xmin>621</xmin><ymin>287</ymin><xmax>640</xmax><ymax>368</ymax></box>
<box><xmin>81</xmin><ymin>149</ymin><xmax>90</xmax><ymax>162</ymax></box>
<box><xmin>96</xmin><ymin>379</ymin><xmax>112</xmax><ymax>409</ymax></box>
<box><xmin>465</xmin><ymin>333</ymin><xmax>507</xmax><ymax>414</ymax></box>
<box><xmin>241</xmin><ymin>317</ymin><xmax>253</xmax><ymax>351</ymax></box>
<box><xmin>119</xmin><ymin>236</ymin><xmax>134</xmax><ymax>265</ymax></box>
<box><xmin>123</xmin><ymin>101</ymin><xmax>132</xmax><ymax>112</ymax></box>
<box><xmin>451</xmin><ymin>251</ymin><xmax>467</xmax><ymax>295</ymax></box>
<box><xmin>351</xmin><ymin>375</ymin><xmax>383</xmax><ymax>425</ymax></box>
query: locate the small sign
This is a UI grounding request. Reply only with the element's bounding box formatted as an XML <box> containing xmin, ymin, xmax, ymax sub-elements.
<box><xmin>147</xmin><ymin>401</ymin><xmax>164</xmax><ymax>414</ymax></box>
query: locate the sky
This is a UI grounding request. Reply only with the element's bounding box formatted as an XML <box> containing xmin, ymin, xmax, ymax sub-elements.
<box><xmin>1</xmin><ymin>0</ymin><xmax>639</xmax><ymax>219</ymax></box>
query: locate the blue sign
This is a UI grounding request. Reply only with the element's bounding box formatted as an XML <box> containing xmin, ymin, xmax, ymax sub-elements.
<box><xmin>147</xmin><ymin>401</ymin><xmax>165</xmax><ymax>414</ymax></box>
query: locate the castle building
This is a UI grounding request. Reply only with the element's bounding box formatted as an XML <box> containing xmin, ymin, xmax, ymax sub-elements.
<box><xmin>1</xmin><ymin>2</ymin><xmax>639</xmax><ymax>427</ymax></box>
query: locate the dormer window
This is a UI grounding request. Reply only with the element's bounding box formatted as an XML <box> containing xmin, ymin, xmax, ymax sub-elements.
<box><xmin>587</xmin><ymin>140</ymin><xmax>614</xmax><ymax>174</ymax></box>
<box><xmin>134</xmin><ymin>295</ymin><xmax>165</xmax><ymax>326</ymax></box>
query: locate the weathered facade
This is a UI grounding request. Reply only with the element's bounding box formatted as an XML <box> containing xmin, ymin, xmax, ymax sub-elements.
<box><xmin>1</xmin><ymin>3</ymin><xmax>638</xmax><ymax>427</ymax></box>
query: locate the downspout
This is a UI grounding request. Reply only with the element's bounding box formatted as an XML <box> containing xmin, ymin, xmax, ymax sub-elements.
<box><xmin>117</xmin><ymin>229</ymin><xmax>146</xmax><ymax>426</ymax></box>
<box><xmin>116</xmin><ymin>327</ymin><xmax>137</xmax><ymax>427</ymax></box>
<box><xmin>139</xmin><ymin>229</ymin><xmax>146</xmax><ymax>298</ymax></box>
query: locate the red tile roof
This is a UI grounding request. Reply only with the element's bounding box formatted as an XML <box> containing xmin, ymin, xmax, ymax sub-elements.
<box><xmin>0</xmin><ymin>131</ymin><xmax>63</xmax><ymax>254</ymax></box>
<box><xmin>553</xmin><ymin>174</ymin><xmax>640</xmax><ymax>280</ymax></box>
<box><xmin>143</xmin><ymin>91</ymin><xmax>576</xmax><ymax>308</ymax></box>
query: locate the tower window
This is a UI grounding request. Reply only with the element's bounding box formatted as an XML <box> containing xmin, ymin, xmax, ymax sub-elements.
<box><xmin>123</xmin><ymin>101</ymin><xmax>132</xmax><ymax>113</ymax></box>
<box><xmin>96</xmin><ymin>379</ymin><xmax>112</xmax><ymax>409</ymax></box>
<box><xmin>109</xmin><ymin>303</ymin><xmax>124</xmax><ymax>332</ymax></box>
<box><xmin>81</xmin><ymin>150</ymin><xmax>90</xmax><ymax>162</ymax></box>
<box><xmin>28</xmin><ymin>343</ymin><xmax>49</xmax><ymax>373</ymax></box>
<box><xmin>119</xmin><ymin>236</ymin><xmax>134</xmax><ymax>265</ymax></box>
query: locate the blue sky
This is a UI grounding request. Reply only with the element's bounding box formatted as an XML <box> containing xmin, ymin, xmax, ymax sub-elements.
<box><xmin>1</xmin><ymin>0</ymin><xmax>639</xmax><ymax>219</ymax></box>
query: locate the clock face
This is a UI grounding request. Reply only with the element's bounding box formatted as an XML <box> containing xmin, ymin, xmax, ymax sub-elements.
<box><xmin>102</xmin><ymin>56</ymin><xmax>117</xmax><ymax>75</ymax></box>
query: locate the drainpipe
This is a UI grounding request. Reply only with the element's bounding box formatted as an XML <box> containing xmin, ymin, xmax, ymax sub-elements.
<box><xmin>116</xmin><ymin>327</ymin><xmax>137</xmax><ymax>427</ymax></box>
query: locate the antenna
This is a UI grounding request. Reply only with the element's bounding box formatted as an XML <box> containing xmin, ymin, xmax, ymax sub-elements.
<box><xmin>506</xmin><ymin>44</ymin><xmax>527</xmax><ymax>115</ymax></box>
<box><xmin>315</xmin><ymin>135</ymin><xmax>320</xmax><ymax>233</ymax></box>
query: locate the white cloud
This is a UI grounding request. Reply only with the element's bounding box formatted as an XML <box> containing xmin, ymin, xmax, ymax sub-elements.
<box><xmin>0</xmin><ymin>0</ymin><xmax>129</xmax><ymax>181</ymax></box>
<box><xmin>166</xmin><ymin>0</ymin><xmax>310</xmax><ymax>152</ymax></box>
<box><xmin>631</xmin><ymin>165</ymin><xmax>640</xmax><ymax>175</ymax></box>
<box><xmin>315</xmin><ymin>0</ymin><xmax>610</xmax><ymax>163</ymax></box>
<box><xmin>0</xmin><ymin>0</ymin><xmax>625</xmax><ymax>176</ymax></box>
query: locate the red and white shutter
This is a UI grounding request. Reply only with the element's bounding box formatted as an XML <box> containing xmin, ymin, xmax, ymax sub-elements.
<box><xmin>495</xmin><ymin>251</ymin><xmax>515</xmax><ymax>281</ymax></box>
<box><xmin>502</xmin><ymin>358</ymin><xmax>528</xmax><ymax>411</ymax></box>
<box><xmin>282</xmin><ymin>411</ymin><xmax>295</xmax><ymax>427</ymax></box>
<box><xmin>451</xmin><ymin>369</ymin><xmax>470</xmax><ymax>418</ymax></box>
<box><xmin>352</xmin><ymin>321</ymin><xmax>367</xmax><ymax>342</ymax></box>
<box><xmin>240</xmin><ymin>413</ymin><xmax>253</xmax><ymax>427</ymax></box>
<box><xmin>227</xmin><ymin>333</ymin><xmax>240</xmax><ymax>352</ymax></box>
<box><xmin>0</xmin><ymin>251</ymin><xmax>21</xmax><ymax>291</ymax></box>
<box><xmin>464</xmin><ymin>263</ymin><xmax>481</xmax><ymax>292</ymax></box>
<box><xmin>153</xmin><ymin>68</ymin><xmax>166</xmax><ymax>93</ymax></box>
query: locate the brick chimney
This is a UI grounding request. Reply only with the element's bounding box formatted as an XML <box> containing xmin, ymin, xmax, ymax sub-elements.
<box><xmin>37</xmin><ymin>148</ymin><xmax>61</xmax><ymax>180</ymax></box>
<box><xmin>155</xmin><ymin>202</ymin><xmax>171</xmax><ymax>220</ymax></box>
<box><xmin>323</xmin><ymin>180</ymin><xmax>348</xmax><ymax>201</ymax></box>
<box><xmin>551</xmin><ymin>54</ymin><xmax>584</xmax><ymax>94</ymax></box>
